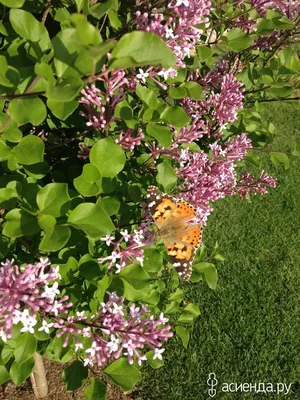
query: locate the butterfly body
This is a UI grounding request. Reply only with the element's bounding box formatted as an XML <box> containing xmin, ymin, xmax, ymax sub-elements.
<box><xmin>147</xmin><ymin>186</ymin><xmax>202</xmax><ymax>280</ymax></box>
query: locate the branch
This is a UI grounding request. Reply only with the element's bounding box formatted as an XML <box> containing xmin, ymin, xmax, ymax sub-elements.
<box><xmin>0</xmin><ymin>91</ymin><xmax>45</xmax><ymax>100</ymax></box>
<box><xmin>246</xmin><ymin>97</ymin><xmax>300</xmax><ymax>104</ymax></box>
<box><xmin>41</xmin><ymin>0</ymin><xmax>52</xmax><ymax>25</ymax></box>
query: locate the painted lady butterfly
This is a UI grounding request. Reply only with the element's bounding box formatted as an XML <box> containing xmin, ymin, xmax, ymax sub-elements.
<box><xmin>147</xmin><ymin>186</ymin><xmax>202</xmax><ymax>280</ymax></box>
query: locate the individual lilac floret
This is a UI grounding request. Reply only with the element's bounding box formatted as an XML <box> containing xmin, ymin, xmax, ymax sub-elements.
<box><xmin>83</xmin><ymin>292</ymin><xmax>173</xmax><ymax>367</ymax></box>
<box><xmin>0</xmin><ymin>258</ymin><xmax>72</xmax><ymax>341</ymax></box>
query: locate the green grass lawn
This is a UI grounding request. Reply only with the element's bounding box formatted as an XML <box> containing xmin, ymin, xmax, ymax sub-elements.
<box><xmin>136</xmin><ymin>102</ymin><xmax>300</xmax><ymax>399</ymax></box>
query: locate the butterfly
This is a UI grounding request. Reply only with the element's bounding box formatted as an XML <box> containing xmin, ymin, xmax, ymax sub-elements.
<box><xmin>147</xmin><ymin>186</ymin><xmax>202</xmax><ymax>280</ymax></box>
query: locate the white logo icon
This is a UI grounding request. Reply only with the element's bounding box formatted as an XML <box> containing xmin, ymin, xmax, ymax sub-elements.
<box><xmin>207</xmin><ymin>373</ymin><xmax>218</xmax><ymax>397</ymax></box>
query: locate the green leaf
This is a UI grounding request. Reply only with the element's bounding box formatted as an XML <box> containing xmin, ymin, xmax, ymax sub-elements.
<box><xmin>119</xmin><ymin>263</ymin><xmax>151</xmax><ymax>290</ymax></box>
<box><xmin>59</xmin><ymin>257</ymin><xmax>79</xmax><ymax>285</ymax></box>
<box><xmin>121</xmin><ymin>279</ymin><xmax>148</xmax><ymax>301</ymax></box>
<box><xmin>143</xmin><ymin>247</ymin><xmax>163</xmax><ymax>273</ymax></box>
<box><xmin>128</xmin><ymin>184</ymin><xmax>142</xmax><ymax>202</ymax></box>
<box><xmin>62</xmin><ymin>360</ymin><xmax>88</xmax><ymax>392</ymax></box>
<box><xmin>0</xmin><ymin>365</ymin><xmax>10</xmax><ymax>385</ymax></box>
<box><xmin>90</xmin><ymin>0</ymin><xmax>118</xmax><ymax>19</ymax></box>
<box><xmin>197</xmin><ymin>46</ymin><xmax>212</xmax><ymax>61</ymax></box>
<box><xmin>8</xmin><ymin>98</ymin><xmax>47</xmax><ymax>126</ymax></box>
<box><xmin>146</xmin><ymin>124</ymin><xmax>173</xmax><ymax>148</ymax></box>
<box><xmin>214</xmin><ymin>253</ymin><xmax>225</xmax><ymax>261</ymax></box>
<box><xmin>0</xmin><ymin>0</ymin><xmax>25</xmax><ymax>7</ymax></box>
<box><xmin>270</xmin><ymin>84</ymin><xmax>294</xmax><ymax>97</ymax></box>
<box><xmin>9</xmin><ymin>9</ymin><xmax>50</xmax><ymax>44</ymax></box>
<box><xmin>39</xmin><ymin>225</ymin><xmax>71</xmax><ymax>252</ymax></box>
<box><xmin>169</xmin><ymin>288</ymin><xmax>184</xmax><ymax>302</ymax></box>
<box><xmin>52</xmin><ymin>28</ymin><xmax>80</xmax><ymax>77</ymax></box>
<box><xmin>84</xmin><ymin>378</ymin><xmax>106</xmax><ymax>400</ymax></box>
<box><xmin>194</xmin><ymin>262</ymin><xmax>218</xmax><ymax>289</ymax></box>
<box><xmin>256</xmin><ymin>18</ymin><xmax>275</xmax><ymax>36</ymax></box>
<box><xmin>161</xmin><ymin>106</ymin><xmax>190</xmax><ymax>128</ymax></box>
<box><xmin>224</xmin><ymin>28</ymin><xmax>254</xmax><ymax>52</ymax></box>
<box><xmin>165</xmin><ymin>301</ymin><xmax>180</xmax><ymax>315</ymax></box>
<box><xmin>86</xmin><ymin>40</ymin><xmax>117</xmax><ymax>63</ymax></box>
<box><xmin>10</xmin><ymin>357</ymin><xmax>34</xmax><ymax>385</ymax></box>
<box><xmin>2</xmin><ymin>127</ymin><xmax>22</xmax><ymax>143</ymax></box>
<box><xmin>114</xmin><ymin>100</ymin><xmax>133</xmax><ymax>120</ymax></box>
<box><xmin>35</xmin><ymin>62</ymin><xmax>55</xmax><ymax>85</ymax></box>
<box><xmin>3</xmin><ymin>209</ymin><xmax>40</xmax><ymax>238</ymax></box>
<box><xmin>143</xmin><ymin>289</ymin><xmax>160</xmax><ymax>305</ymax></box>
<box><xmin>272</xmin><ymin>16</ymin><xmax>295</xmax><ymax>30</ymax></box>
<box><xmin>74</xmin><ymin>0</ymin><xmax>88</xmax><ymax>12</ymax></box>
<box><xmin>70</xmin><ymin>13</ymin><xmax>101</xmax><ymax>46</ymax></box>
<box><xmin>0</xmin><ymin>56</ymin><xmax>20</xmax><ymax>88</ymax></box>
<box><xmin>178</xmin><ymin>303</ymin><xmax>201</xmax><ymax>324</ymax></box>
<box><xmin>181</xmin><ymin>82</ymin><xmax>204</xmax><ymax>101</ymax></box>
<box><xmin>93</xmin><ymin>275</ymin><xmax>112</xmax><ymax>303</ymax></box>
<box><xmin>45</xmin><ymin>335</ymin><xmax>74</xmax><ymax>363</ymax></box>
<box><xmin>292</xmin><ymin>150</ymin><xmax>300</xmax><ymax>157</ymax></box>
<box><xmin>14</xmin><ymin>333</ymin><xmax>36</xmax><ymax>365</ymax></box>
<box><xmin>109</xmin><ymin>31</ymin><xmax>176</xmax><ymax>70</ymax></box>
<box><xmin>48</xmin><ymin>77</ymin><xmax>84</xmax><ymax>101</ymax></box>
<box><xmin>176</xmin><ymin>326</ymin><xmax>189</xmax><ymax>349</ymax></box>
<box><xmin>104</xmin><ymin>358</ymin><xmax>142</xmax><ymax>392</ymax></box>
<box><xmin>146</xmin><ymin>351</ymin><xmax>165</xmax><ymax>369</ymax></box>
<box><xmin>156</xmin><ymin>161</ymin><xmax>177</xmax><ymax>192</ymax></box>
<box><xmin>74</xmin><ymin>164</ymin><xmax>102</xmax><ymax>197</ymax></box>
<box><xmin>136</xmin><ymin>85</ymin><xmax>157</xmax><ymax>108</ymax></box>
<box><xmin>169</xmin><ymin>86</ymin><xmax>187</xmax><ymax>99</ymax></box>
<box><xmin>101</xmin><ymin>197</ymin><xmax>120</xmax><ymax>216</ymax></box>
<box><xmin>0</xmin><ymin>346</ymin><xmax>14</xmax><ymax>365</ymax></box>
<box><xmin>90</xmin><ymin>138</ymin><xmax>126</xmax><ymax>178</ymax></box>
<box><xmin>270</xmin><ymin>152</ymin><xmax>290</xmax><ymax>170</ymax></box>
<box><xmin>47</xmin><ymin>99</ymin><xmax>78</xmax><ymax>121</ymax></box>
<box><xmin>37</xmin><ymin>183</ymin><xmax>70</xmax><ymax>217</ymax></box>
<box><xmin>0</xmin><ymin>140</ymin><xmax>11</xmax><ymax>161</ymax></box>
<box><xmin>68</xmin><ymin>203</ymin><xmax>115</xmax><ymax>238</ymax></box>
<box><xmin>278</xmin><ymin>48</ymin><xmax>300</xmax><ymax>72</ymax></box>
<box><xmin>0</xmin><ymin>188</ymin><xmax>18</xmax><ymax>209</ymax></box>
<box><xmin>12</xmin><ymin>135</ymin><xmax>44</xmax><ymax>165</ymax></box>
<box><xmin>79</xmin><ymin>254</ymin><xmax>102</xmax><ymax>280</ymax></box>
<box><xmin>24</xmin><ymin>162</ymin><xmax>49</xmax><ymax>180</ymax></box>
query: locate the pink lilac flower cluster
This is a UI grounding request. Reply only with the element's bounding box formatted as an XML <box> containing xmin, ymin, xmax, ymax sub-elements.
<box><xmin>182</xmin><ymin>74</ymin><xmax>243</xmax><ymax>129</ymax></box>
<box><xmin>115</xmin><ymin>128</ymin><xmax>145</xmax><ymax>151</ymax></box>
<box><xmin>0</xmin><ymin>260</ymin><xmax>173</xmax><ymax>366</ymax></box>
<box><xmin>136</xmin><ymin>0</ymin><xmax>211</xmax><ymax>67</ymax></box>
<box><xmin>234</xmin><ymin>0</ymin><xmax>300</xmax><ymax>47</ymax></box>
<box><xmin>0</xmin><ymin>258</ymin><xmax>71</xmax><ymax>342</ymax></box>
<box><xmin>98</xmin><ymin>226</ymin><xmax>155</xmax><ymax>273</ymax></box>
<box><xmin>207</xmin><ymin>74</ymin><xmax>244</xmax><ymax>125</ymax></box>
<box><xmin>83</xmin><ymin>292</ymin><xmax>173</xmax><ymax>367</ymax></box>
<box><xmin>79</xmin><ymin>60</ymin><xmax>146</xmax><ymax>154</ymax></box>
<box><xmin>236</xmin><ymin>170</ymin><xmax>277</xmax><ymax>197</ymax></box>
<box><xmin>175</xmin><ymin>134</ymin><xmax>273</xmax><ymax>224</ymax></box>
<box><xmin>246</xmin><ymin>0</ymin><xmax>300</xmax><ymax>19</ymax></box>
<box><xmin>79</xmin><ymin>60</ymin><xmax>129</xmax><ymax>131</ymax></box>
